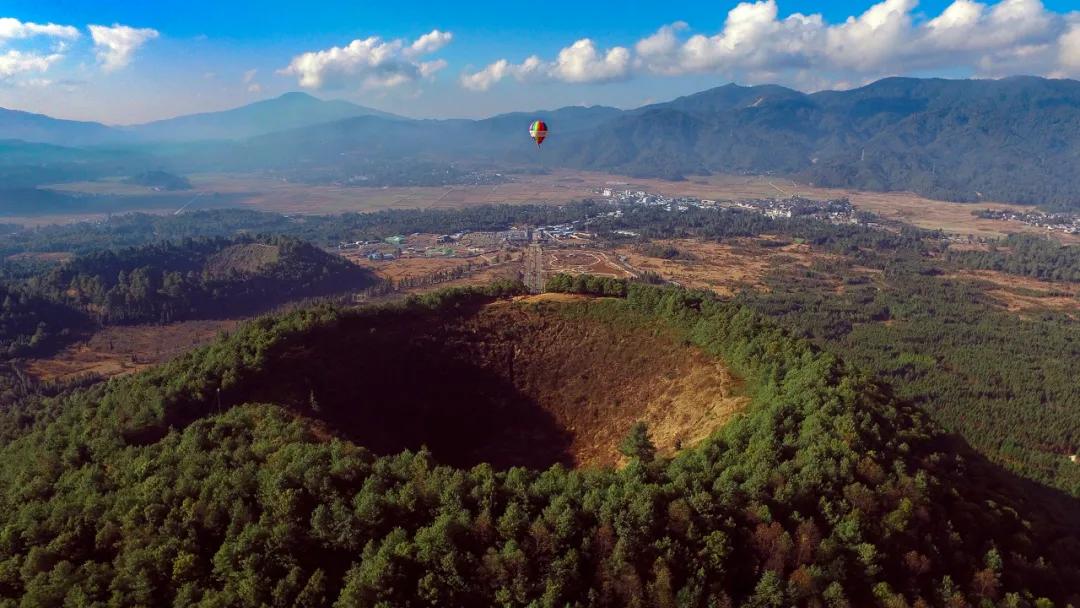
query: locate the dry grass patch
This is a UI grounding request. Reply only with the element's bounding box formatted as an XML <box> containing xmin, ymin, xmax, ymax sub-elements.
<box><xmin>24</xmin><ymin>320</ymin><xmax>239</xmax><ymax>382</ymax></box>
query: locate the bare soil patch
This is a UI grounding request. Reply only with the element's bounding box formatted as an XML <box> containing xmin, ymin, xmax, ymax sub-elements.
<box><xmin>615</xmin><ymin>238</ymin><xmax>829</xmax><ymax>295</ymax></box>
<box><xmin>944</xmin><ymin>270</ymin><xmax>1079</xmax><ymax>314</ymax></box>
<box><xmin>545</xmin><ymin>249</ymin><xmax>631</xmax><ymax>279</ymax></box>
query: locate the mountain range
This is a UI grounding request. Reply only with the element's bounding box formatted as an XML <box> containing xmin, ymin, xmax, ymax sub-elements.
<box><xmin>0</xmin><ymin>92</ymin><xmax>397</xmax><ymax>145</ymax></box>
<box><xmin>2</xmin><ymin>77</ymin><xmax>1079</xmax><ymax>210</ymax></box>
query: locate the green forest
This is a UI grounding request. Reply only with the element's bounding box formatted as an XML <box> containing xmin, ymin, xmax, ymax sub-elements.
<box><xmin>0</xmin><ymin>284</ymin><xmax>1076</xmax><ymax>606</ymax></box>
<box><xmin>592</xmin><ymin>204</ymin><xmax>1080</xmax><ymax>496</ymax></box>
<box><xmin>947</xmin><ymin>234</ymin><xmax>1080</xmax><ymax>283</ymax></box>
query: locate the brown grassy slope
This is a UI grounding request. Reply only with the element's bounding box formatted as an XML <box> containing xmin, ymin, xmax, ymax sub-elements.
<box><xmin>203</xmin><ymin>242</ymin><xmax>281</xmax><ymax>279</ymax></box>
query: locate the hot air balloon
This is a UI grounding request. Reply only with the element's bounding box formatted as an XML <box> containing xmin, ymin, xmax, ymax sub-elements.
<box><xmin>529</xmin><ymin>120</ymin><xmax>548</xmax><ymax>147</ymax></box>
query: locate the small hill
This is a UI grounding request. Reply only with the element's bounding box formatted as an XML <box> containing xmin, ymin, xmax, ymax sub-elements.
<box><xmin>123</xmin><ymin>170</ymin><xmax>192</xmax><ymax>191</ymax></box>
<box><xmin>18</xmin><ymin>235</ymin><xmax>374</xmax><ymax>327</ymax></box>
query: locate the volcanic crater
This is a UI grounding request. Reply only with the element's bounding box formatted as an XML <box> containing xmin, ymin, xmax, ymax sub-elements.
<box><xmin>250</xmin><ymin>295</ymin><xmax>748</xmax><ymax>469</ymax></box>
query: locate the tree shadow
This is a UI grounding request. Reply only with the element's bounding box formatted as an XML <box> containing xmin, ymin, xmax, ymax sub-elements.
<box><xmin>921</xmin><ymin>428</ymin><xmax>1080</xmax><ymax>603</ymax></box>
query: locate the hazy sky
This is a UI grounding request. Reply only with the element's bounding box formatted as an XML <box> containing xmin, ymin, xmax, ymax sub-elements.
<box><xmin>1</xmin><ymin>0</ymin><xmax>1078</xmax><ymax>124</ymax></box>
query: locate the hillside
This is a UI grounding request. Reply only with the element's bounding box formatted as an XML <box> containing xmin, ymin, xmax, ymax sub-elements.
<box><xmin>554</xmin><ymin>77</ymin><xmax>1080</xmax><ymax>208</ymax></box>
<box><xmin>0</xmin><ymin>284</ymin><xmax>1076</xmax><ymax>605</ymax></box>
<box><xmin>0</xmin><ymin>109</ymin><xmax>122</xmax><ymax>147</ymax></box>
<box><xmin>0</xmin><ymin>235</ymin><xmax>375</xmax><ymax>358</ymax></box>
<box><xmin>35</xmin><ymin>235</ymin><xmax>374</xmax><ymax>324</ymax></box>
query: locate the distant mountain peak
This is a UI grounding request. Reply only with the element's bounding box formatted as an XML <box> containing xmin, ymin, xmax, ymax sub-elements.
<box><xmin>271</xmin><ymin>91</ymin><xmax>321</xmax><ymax>103</ymax></box>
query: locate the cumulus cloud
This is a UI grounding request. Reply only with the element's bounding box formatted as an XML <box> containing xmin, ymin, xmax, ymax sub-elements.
<box><xmin>551</xmin><ymin>39</ymin><xmax>631</xmax><ymax>83</ymax></box>
<box><xmin>460</xmin><ymin>39</ymin><xmax>630</xmax><ymax>91</ymax></box>
<box><xmin>0</xmin><ymin>18</ymin><xmax>79</xmax><ymax>42</ymax></box>
<box><xmin>407</xmin><ymin>30</ymin><xmax>452</xmax><ymax>57</ymax></box>
<box><xmin>280</xmin><ymin>29</ymin><xmax>452</xmax><ymax>90</ymax></box>
<box><xmin>0</xmin><ymin>49</ymin><xmax>62</xmax><ymax>78</ymax></box>
<box><xmin>465</xmin><ymin>0</ymin><xmax>1080</xmax><ymax>91</ymax></box>
<box><xmin>653</xmin><ymin>0</ymin><xmax>1076</xmax><ymax>81</ymax></box>
<box><xmin>460</xmin><ymin>59</ymin><xmax>510</xmax><ymax>91</ymax></box>
<box><xmin>1060</xmin><ymin>22</ymin><xmax>1080</xmax><ymax>74</ymax></box>
<box><xmin>89</xmin><ymin>24</ymin><xmax>159</xmax><ymax>72</ymax></box>
<box><xmin>634</xmin><ymin>22</ymin><xmax>689</xmax><ymax>74</ymax></box>
<box><xmin>0</xmin><ymin>18</ymin><xmax>78</xmax><ymax>81</ymax></box>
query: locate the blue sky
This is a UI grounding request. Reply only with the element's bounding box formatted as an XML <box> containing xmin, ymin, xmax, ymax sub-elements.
<box><xmin>1</xmin><ymin>0</ymin><xmax>1078</xmax><ymax>123</ymax></box>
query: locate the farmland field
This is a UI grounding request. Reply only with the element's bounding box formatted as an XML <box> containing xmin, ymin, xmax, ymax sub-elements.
<box><xmin>32</xmin><ymin>169</ymin><xmax>1070</xmax><ymax>242</ymax></box>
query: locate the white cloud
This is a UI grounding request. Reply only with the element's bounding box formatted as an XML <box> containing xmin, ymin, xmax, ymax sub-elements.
<box><xmin>0</xmin><ymin>50</ymin><xmax>62</xmax><ymax>78</ymax></box>
<box><xmin>419</xmin><ymin>59</ymin><xmax>447</xmax><ymax>78</ymax></box>
<box><xmin>88</xmin><ymin>24</ymin><xmax>159</xmax><ymax>72</ymax></box>
<box><xmin>465</xmin><ymin>0</ymin><xmax>1080</xmax><ymax>91</ymax></box>
<box><xmin>1060</xmin><ymin>22</ymin><xmax>1080</xmax><ymax>74</ymax></box>
<box><xmin>460</xmin><ymin>59</ymin><xmax>510</xmax><ymax>91</ymax></box>
<box><xmin>551</xmin><ymin>39</ymin><xmax>631</xmax><ymax>83</ymax></box>
<box><xmin>634</xmin><ymin>22</ymin><xmax>688</xmax><ymax>74</ymax></box>
<box><xmin>460</xmin><ymin>39</ymin><xmax>629</xmax><ymax>91</ymax></box>
<box><xmin>280</xmin><ymin>30</ymin><xmax>452</xmax><ymax>90</ymax></box>
<box><xmin>0</xmin><ymin>18</ymin><xmax>79</xmax><ymax>42</ymax></box>
<box><xmin>407</xmin><ymin>30</ymin><xmax>452</xmax><ymax>57</ymax></box>
<box><xmin>824</xmin><ymin>0</ymin><xmax>914</xmax><ymax>71</ymax></box>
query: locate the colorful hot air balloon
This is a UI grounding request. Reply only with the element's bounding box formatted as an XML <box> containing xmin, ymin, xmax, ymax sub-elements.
<box><xmin>529</xmin><ymin>120</ymin><xmax>548</xmax><ymax>147</ymax></box>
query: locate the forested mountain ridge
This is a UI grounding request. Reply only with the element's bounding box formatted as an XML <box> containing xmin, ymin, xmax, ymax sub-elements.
<box><xmin>556</xmin><ymin>77</ymin><xmax>1080</xmax><ymax>208</ymax></box>
<box><xmin>0</xmin><ymin>284</ymin><xmax>1076</xmax><ymax>606</ymax></box>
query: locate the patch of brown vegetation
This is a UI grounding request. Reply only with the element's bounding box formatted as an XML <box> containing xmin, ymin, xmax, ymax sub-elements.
<box><xmin>944</xmin><ymin>270</ymin><xmax>1079</xmax><ymax>315</ymax></box>
<box><xmin>204</xmin><ymin>242</ymin><xmax>280</xmax><ymax>279</ymax></box>
<box><xmin>467</xmin><ymin>300</ymin><xmax>747</xmax><ymax>467</ymax></box>
<box><xmin>347</xmin><ymin>255</ymin><xmax>481</xmax><ymax>282</ymax></box>
<box><xmin>5</xmin><ymin>251</ymin><xmax>73</xmax><ymax>263</ymax></box>
<box><xmin>615</xmin><ymin>238</ymin><xmax>829</xmax><ymax>295</ymax></box>
<box><xmin>946</xmin><ymin>242</ymin><xmax>993</xmax><ymax>252</ymax></box>
<box><xmin>23</xmin><ymin>320</ymin><xmax>239</xmax><ymax>382</ymax></box>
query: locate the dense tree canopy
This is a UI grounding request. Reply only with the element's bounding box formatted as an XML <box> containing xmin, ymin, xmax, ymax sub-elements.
<box><xmin>947</xmin><ymin>234</ymin><xmax>1080</xmax><ymax>282</ymax></box>
<box><xmin>0</xmin><ymin>285</ymin><xmax>1076</xmax><ymax>606</ymax></box>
